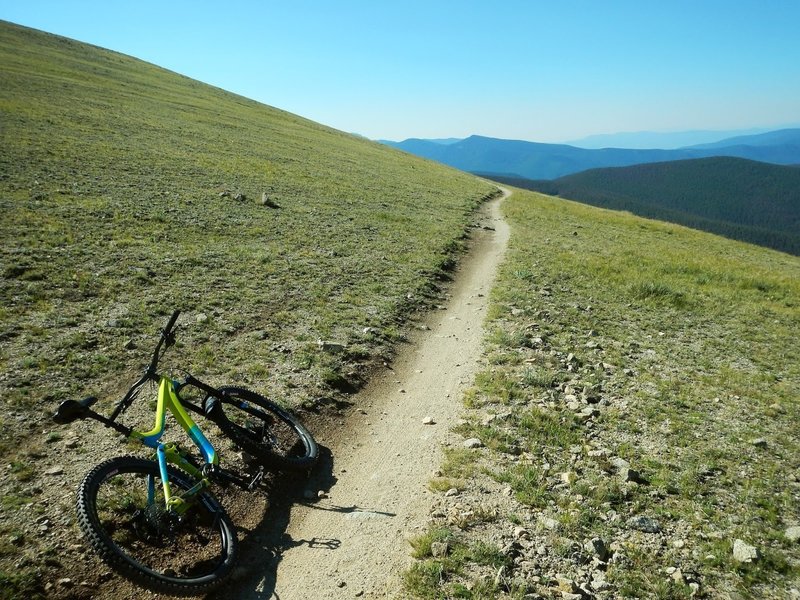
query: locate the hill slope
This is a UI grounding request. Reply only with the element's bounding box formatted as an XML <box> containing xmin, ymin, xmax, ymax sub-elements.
<box><xmin>407</xmin><ymin>189</ymin><xmax>800</xmax><ymax>599</ymax></box>
<box><xmin>384</xmin><ymin>131</ymin><xmax>800</xmax><ymax>179</ymax></box>
<box><xmin>490</xmin><ymin>157</ymin><xmax>800</xmax><ymax>255</ymax></box>
<box><xmin>0</xmin><ymin>20</ymin><xmax>496</xmax><ymax>597</ymax></box>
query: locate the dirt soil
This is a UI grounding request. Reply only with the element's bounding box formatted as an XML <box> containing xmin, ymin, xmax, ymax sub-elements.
<box><xmin>232</xmin><ymin>189</ymin><xmax>510</xmax><ymax>599</ymax></box>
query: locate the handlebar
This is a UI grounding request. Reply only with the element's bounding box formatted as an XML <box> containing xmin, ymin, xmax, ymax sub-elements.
<box><xmin>108</xmin><ymin>309</ymin><xmax>180</xmax><ymax>422</ymax></box>
<box><xmin>53</xmin><ymin>309</ymin><xmax>183</xmax><ymax>431</ymax></box>
<box><xmin>147</xmin><ymin>309</ymin><xmax>181</xmax><ymax>375</ymax></box>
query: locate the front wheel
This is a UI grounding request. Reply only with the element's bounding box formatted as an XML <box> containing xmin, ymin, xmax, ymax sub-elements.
<box><xmin>207</xmin><ymin>386</ymin><xmax>318</xmax><ymax>470</ymax></box>
<box><xmin>76</xmin><ymin>456</ymin><xmax>237</xmax><ymax>596</ymax></box>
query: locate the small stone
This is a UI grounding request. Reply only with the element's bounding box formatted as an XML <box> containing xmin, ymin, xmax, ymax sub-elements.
<box><xmin>627</xmin><ymin>515</ymin><xmax>661</xmax><ymax>533</ymax></box>
<box><xmin>584</xmin><ymin>537</ymin><xmax>609</xmax><ymax>562</ymax></box>
<box><xmin>560</xmin><ymin>471</ymin><xmax>577</xmax><ymax>485</ymax></box>
<box><xmin>671</xmin><ymin>568</ymin><xmax>685</xmax><ymax>584</ymax></box>
<box><xmin>732</xmin><ymin>539</ymin><xmax>759</xmax><ymax>563</ymax></box>
<box><xmin>513</xmin><ymin>526</ymin><xmax>529</xmax><ymax>539</ymax></box>
<box><xmin>261</xmin><ymin>192</ymin><xmax>280</xmax><ymax>208</ymax></box>
<box><xmin>622</xmin><ymin>468</ymin><xmax>649</xmax><ymax>485</ymax></box>
<box><xmin>578</xmin><ymin>406</ymin><xmax>599</xmax><ymax>420</ymax></box>
<box><xmin>785</xmin><ymin>526</ymin><xmax>800</xmax><ymax>543</ymax></box>
<box><xmin>337</xmin><ymin>580</ymin><xmax>346</xmax><ymax>588</ymax></box>
<box><xmin>463</xmin><ymin>438</ymin><xmax>483</xmax><ymax>449</ymax></box>
<box><xmin>749</xmin><ymin>438</ymin><xmax>768</xmax><ymax>449</ymax></box>
<box><xmin>317</xmin><ymin>340</ymin><xmax>345</xmax><ymax>353</ymax></box>
<box><xmin>444</xmin><ymin>488</ymin><xmax>459</xmax><ymax>497</ymax></box>
<box><xmin>672</xmin><ymin>539</ymin><xmax>686</xmax><ymax>549</ymax></box>
<box><xmin>610</xmin><ymin>456</ymin><xmax>630</xmax><ymax>471</ymax></box>
<box><xmin>44</xmin><ymin>466</ymin><xmax>64</xmax><ymax>476</ymax></box>
<box><xmin>196</xmin><ymin>313</ymin><xmax>208</xmax><ymax>323</ymax></box>
<box><xmin>422</xmin><ymin>416</ymin><xmax>436</xmax><ymax>425</ymax></box>
<box><xmin>123</xmin><ymin>338</ymin><xmax>136</xmax><ymax>350</ymax></box>
<box><xmin>431</xmin><ymin>541</ymin><xmax>449</xmax><ymax>557</ymax></box>
<box><xmin>539</xmin><ymin>516</ymin><xmax>559</xmax><ymax>530</ymax></box>
<box><xmin>57</xmin><ymin>578</ymin><xmax>73</xmax><ymax>587</ymax></box>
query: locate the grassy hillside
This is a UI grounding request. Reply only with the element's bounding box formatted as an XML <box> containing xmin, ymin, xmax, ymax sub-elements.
<box><xmin>0</xmin><ymin>19</ymin><xmax>495</xmax><ymax>412</ymax></box>
<box><xmin>489</xmin><ymin>157</ymin><xmax>800</xmax><ymax>256</ymax></box>
<box><xmin>0</xmin><ymin>20</ymin><xmax>496</xmax><ymax>596</ymax></box>
<box><xmin>406</xmin><ymin>189</ymin><xmax>800</xmax><ymax>599</ymax></box>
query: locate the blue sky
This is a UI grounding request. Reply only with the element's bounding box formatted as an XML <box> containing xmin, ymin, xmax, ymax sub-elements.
<box><xmin>2</xmin><ymin>0</ymin><xmax>799</xmax><ymax>142</ymax></box>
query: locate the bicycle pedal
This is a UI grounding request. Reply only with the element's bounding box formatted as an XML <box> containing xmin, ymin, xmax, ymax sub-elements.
<box><xmin>247</xmin><ymin>468</ymin><xmax>265</xmax><ymax>490</ymax></box>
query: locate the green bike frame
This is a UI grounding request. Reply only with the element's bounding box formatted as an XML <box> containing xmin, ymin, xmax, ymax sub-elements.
<box><xmin>129</xmin><ymin>376</ymin><xmax>218</xmax><ymax>512</ymax></box>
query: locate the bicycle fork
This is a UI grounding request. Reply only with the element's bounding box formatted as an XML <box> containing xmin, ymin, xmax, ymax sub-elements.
<box><xmin>152</xmin><ymin>443</ymin><xmax>206</xmax><ymax>514</ymax></box>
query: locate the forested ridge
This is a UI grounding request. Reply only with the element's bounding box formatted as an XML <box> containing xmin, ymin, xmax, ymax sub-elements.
<box><xmin>485</xmin><ymin>157</ymin><xmax>800</xmax><ymax>255</ymax></box>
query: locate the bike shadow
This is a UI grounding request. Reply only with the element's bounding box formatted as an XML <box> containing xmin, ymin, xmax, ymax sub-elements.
<box><xmin>206</xmin><ymin>444</ymin><xmax>342</xmax><ymax>600</ymax></box>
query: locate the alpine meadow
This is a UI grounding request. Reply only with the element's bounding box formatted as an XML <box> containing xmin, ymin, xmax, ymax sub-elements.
<box><xmin>2</xmin><ymin>19</ymin><xmax>800</xmax><ymax>600</ymax></box>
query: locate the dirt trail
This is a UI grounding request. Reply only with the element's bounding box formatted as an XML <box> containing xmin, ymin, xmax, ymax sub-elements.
<box><xmin>257</xmin><ymin>189</ymin><xmax>510</xmax><ymax>599</ymax></box>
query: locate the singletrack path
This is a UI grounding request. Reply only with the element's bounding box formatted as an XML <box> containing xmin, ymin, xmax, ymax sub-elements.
<box><xmin>262</xmin><ymin>189</ymin><xmax>510</xmax><ymax>599</ymax></box>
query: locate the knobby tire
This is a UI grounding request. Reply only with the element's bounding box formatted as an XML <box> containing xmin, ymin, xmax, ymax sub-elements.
<box><xmin>76</xmin><ymin>456</ymin><xmax>237</xmax><ymax>596</ymax></box>
<box><xmin>209</xmin><ymin>386</ymin><xmax>318</xmax><ymax>470</ymax></box>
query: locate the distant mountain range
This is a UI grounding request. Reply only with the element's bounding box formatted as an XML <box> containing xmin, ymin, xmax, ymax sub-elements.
<box><xmin>483</xmin><ymin>157</ymin><xmax>800</xmax><ymax>255</ymax></box>
<box><xmin>381</xmin><ymin>129</ymin><xmax>800</xmax><ymax>179</ymax></box>
<box><xmin>565</xmin><ymin>127</ymin><xmax>786</xmax><ymax>149</ymax></box>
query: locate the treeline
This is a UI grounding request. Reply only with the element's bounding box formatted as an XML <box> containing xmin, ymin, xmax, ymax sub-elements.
<box><xmin>480</xmin><ymin>157</ymin><xmax>800</xmax><ymax>256</ymax></box>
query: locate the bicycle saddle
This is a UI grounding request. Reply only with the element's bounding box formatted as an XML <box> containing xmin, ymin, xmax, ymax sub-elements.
<box><xmin>53</xmin><ymin>397</ymin><xmax>98</xmax><ymax>424</ymax></box>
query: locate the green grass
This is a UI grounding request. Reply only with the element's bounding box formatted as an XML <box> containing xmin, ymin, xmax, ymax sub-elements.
<box><xmin>405</xmin><ymin>530</ymin><xmax>522</xmax><ymax>600</ymax></box>
<box><xmin>0</xmin><ymin>20</ymin><xmax>495</xmax><ymax>425</ymax></box>
<box><xmin>0</xmin><ymin>20</ymin><xmax>496</xmax><ymax>596</ymax></box>
<box><xmin>406</xmin><ymin>189</ymin><xmax>800</xmax><ymax>598</ymax></box>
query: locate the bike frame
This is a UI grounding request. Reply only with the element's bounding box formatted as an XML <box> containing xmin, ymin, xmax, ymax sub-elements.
<box><xmin>128</xmin><ymin>376</ymin><xmax>219</xmax><ymax>513</ymax></box>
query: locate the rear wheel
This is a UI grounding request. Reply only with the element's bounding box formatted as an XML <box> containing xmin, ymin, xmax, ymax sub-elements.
<box><xmin>207</xmin><ymin>386</ymin><xmax>318</xmax><ymax>470</ymax></box>
<box><xmin>76</xmin><ymin>456</ymin><xmax>237</xmax><ymax>596</ymax></box>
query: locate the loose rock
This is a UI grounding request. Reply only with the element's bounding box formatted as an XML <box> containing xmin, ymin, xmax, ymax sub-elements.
<box><xmin>463</xmin><ymin>438</ymin><xmax>483</xmax><ymax>449</ymax></box>
<box><xmin>261</xmin><ymin>192</ymin><xmax>280</xmax><ymax>208</ymax></box>
<box><xmin>317</xmin><ymin>340</ymin><xmax>345</xmax><ymax>353</ymax></box>
<box><xmin>627</xmin><ymin>515</ymin><xmax>661</xmax><ymax>533</ymax></box>
<box><xmin>584</xmin><ymin>537</ymin><xmax>610</xmax><ymax>562</ymax></box>
<box><xmin>732</xmin><ymin>539</ymin><xmax>759</xmax><ymax>563</ymax></box>
<box><xmin>785</xmin><ymin>526</ymin><xmax>800</xmax><ymax>543</ymax></box>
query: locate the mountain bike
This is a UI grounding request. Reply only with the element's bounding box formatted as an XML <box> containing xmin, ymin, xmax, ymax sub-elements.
<box><xmin>52</xmin><ymin>310</ymin><xmax>318</xmax><ymax>595</ymax></box>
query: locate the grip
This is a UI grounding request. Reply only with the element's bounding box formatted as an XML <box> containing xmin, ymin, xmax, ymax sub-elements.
<box><xmin>164</xmin><ymin>309</ymin><xmax>181</xmax><ymax>335</ymax></box>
